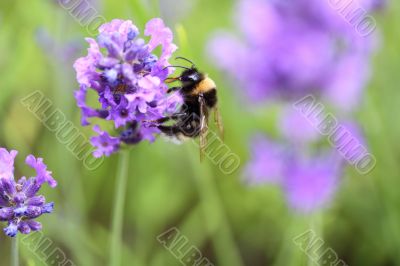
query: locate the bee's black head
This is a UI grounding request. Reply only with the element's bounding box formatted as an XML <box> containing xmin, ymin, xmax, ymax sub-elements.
<box><xmin>180</xmin><ymin>68</ymin><xmax>203</xmax><ymax>84</ymax></box>
<box><xmin>164</xmin><ymin>57</ymin><xmax>203</xmax><ymax>85</ymax></box>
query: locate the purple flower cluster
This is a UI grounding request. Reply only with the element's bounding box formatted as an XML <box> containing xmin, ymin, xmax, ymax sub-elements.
<box><xmin>0</xmin><ymin>148</ymin><xmax>56</xmax><ymax>237</ymax></box>
<box><xmin>208</xmin><ymin>0</ymin><xmax>381</xmax><ymax>110</ymax></box>
<box><xmin>209</xmin><ymin>0</ymin><xmax>382</xmax><ymax>213</ymax></box>
<box><xmin>74</xmin><ymin>18</ymin><xmax>182</xmax><ymax>157</ymax></box>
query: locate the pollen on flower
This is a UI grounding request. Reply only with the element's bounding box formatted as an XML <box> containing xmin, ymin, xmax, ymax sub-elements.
<box><xmin>74</xmin><ymin>18</ymin><xmax>182</xmax><ymax>157</ymax></box>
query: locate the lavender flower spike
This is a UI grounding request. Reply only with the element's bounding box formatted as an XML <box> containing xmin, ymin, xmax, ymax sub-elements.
<box><xmin>0</xmin><ymin>148</ymin><xmax>56</xmax><ymax>237</ymax></box>
<box><xmin>74</xmin><ymin>18</ymin><xmax>182</xmax><ymax>157</ymax></box>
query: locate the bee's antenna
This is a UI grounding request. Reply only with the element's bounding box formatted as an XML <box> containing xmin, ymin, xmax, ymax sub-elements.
<box><xmin>175</xmin><ymin>57</ymin><xmax>196</xmax><ymax>68</ymax></box>
<box><xmin>163</xmin><ymin>65</ymin><xmax>191</xmax><ymax>70</ymax></box>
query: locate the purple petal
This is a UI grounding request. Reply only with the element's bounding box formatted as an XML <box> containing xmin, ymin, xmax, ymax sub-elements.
<box><xmin>23</xmin><ymin>178</ymin><xmax>41</xmax><ymax>198</ymax></box>
<box><xmin>25</xmin><ymin>155</ymin><xmax>57</xmax><ymax>188</ymax></box>
<box><xmin>73</xmin><ymin>38</ymin><xmax>102</xmax><ymax>87</ymax></box>
<box><xmin>0</xmin><ymin>148</ymin><xmax>17</xmax><ymax>180</ymax></box>
<box><xmin>1</xmin><ymin>177</ymin><xmax>16</xmax><ymax>195</ymax></box>
<box><xmin>27</xmin><ymin>220</ymin><xmax>42</xmax><ymax>231</ymax></box>
<box><xmin>4</xmin><ymin>222</ymin><xmax>18</xmax><ymax>237</ymax></box>
<box><xmin>25</xmin><ymin>206</ymin><xmax>42</xmax><ymax>219</ymax></box>
<box><xmin>18</xmin><ymin>221</ymin><xmax>31</xmax><ymax>234</ymax></box>
<box><xmin>144</xmin><ymin>18</ymin><xmax>177</xmax><ymax>66</ymax></box>
<box><xmin>0</xmin><ymin>207</ymin><xmax>14</xmax><ymax>221</ymax></box>
<box><xmin>27</xmin><ymin>195</ymin><xmax>46</xmax><ymax>206</ymax></box>
<box><xmin>41</xmin><ymin>202</ymin><xmax>54</xmax><ymax>214</ymax></box>
<box><xmin>13</xmin><ymin>206</ymin><xmax>28</xmax><ymax>217</ymax></box>
<box><xmin>90</xmin><ymin>126</ymin><xmax>120</xmax><ymax>157</ymax></box>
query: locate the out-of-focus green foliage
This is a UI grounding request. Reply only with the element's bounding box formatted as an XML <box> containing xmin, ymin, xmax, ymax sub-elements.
<box><xmin>0</xmin><ymin>0</ymin><xmax>399</xmax><ymax>265</ymax></box>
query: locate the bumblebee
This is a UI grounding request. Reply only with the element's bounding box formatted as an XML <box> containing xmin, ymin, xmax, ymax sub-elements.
<box><xmin>149</xmin><ymin>57</ymin><xmax>223</xmax><ymax>160</ymax></box>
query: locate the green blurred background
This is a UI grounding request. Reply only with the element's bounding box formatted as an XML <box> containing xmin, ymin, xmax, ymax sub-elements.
<box><xmin>0</xmin><ymin>0</ymin><xmax>400</xmax><ymax>265</ymax></box>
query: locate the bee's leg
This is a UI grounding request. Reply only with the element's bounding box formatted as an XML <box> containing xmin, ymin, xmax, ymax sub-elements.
<box><xmin>157</xmin><ymin>124</ymin><xmax>183</xmax><ymax>136</ymax></box>
<box><xmin>159</xmin><ymin>118</ymin><xmax>201</xmax><ymax>138</ymax></box>
<box><xmin>158</xmin><ymin>113</ymin><xmax>187</xmax><ymax>123</ymax></box>
<box><xmin>144</xmin><ymin>113</ymin><xmax>186</xmax><ymax>126</ymax></box>
<box><xmin>167</xmin><ymin>86</ymin><xmax>182</xmax><ymax>93</ymax></box>
<box><xmin>213</xmin><ymin>106</ymin><xmax>224</xmax><ymax>140</ymax></box>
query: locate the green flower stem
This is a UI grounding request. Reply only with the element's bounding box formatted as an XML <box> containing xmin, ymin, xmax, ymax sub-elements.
<box><xmin>308</xmin><ymin>214</ymin><xmax>322</xmax><ymax>266</ymax></box>
<box><xmin>11</xmin><ymin>236</ymin><xmax>19</xmax><ymax>266</ymax></box>
<box><xmin>186</xmin><ymin>145</ymin><xmax>244</xmax><ymax>266</ymax></box>
<box><xmin>272</xmin><ymin>216</ymin><xmax>302</xmax><ymax>266</ymax></box>
<box><xmin>109</xmin><ymin>150</ymin><xmax>130</xmax><ymax>266</ymax></box>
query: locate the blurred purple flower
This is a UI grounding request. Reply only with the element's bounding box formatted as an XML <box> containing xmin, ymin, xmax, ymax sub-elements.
<box><xmin>74</xmin><ymin>18</ymin><xmax>182</xmax><ymax>157</ymax></box>
<box><xmin>283</xmin><ymin>154</ymin><xmax>341</xmax><ymax>214</ymax></box>
<box><xmin>0</xmin><ymin>148</ymin><xmax>56</xmax><ymax>237</ymax></box>
<box><xmin>35</xmin><ymin>27</ymin><xmax>82</xmax><ymax>64</ymax></box>
<box><xmin>243</xmin><ymin>136</ymin><xmax>287</xmax><ymax>185</ymax></box>
<box><xmin>230</xmin><ymin>0</ymin><xmax>382</xmax><ymax>213</ymax></box>
<box><xmin>279</xmin><ymin>106</ymin><xmax>320</xmax><ymax>144</ymax></box>
<box><xmin>340</xmin><ymin>122</ymin><xmax>366</xmax><ymax>147</ymax></box>
<box><xmin>208</xmin><ymin>0</ymin><xmax>381</xmax><ymax>109</ymax></box>
<box><xmin>330</xmin><ymin>121</ymin><xmax>367</xmax><ymax>158</ymax></box>
<box><xmin>324</xmin><ymin>54</ymin><xmax>371</xmax><ymax>111</ymax></box>
<box><xmin>243</xmin><ymin>136</ymin><xmax>342</xmax><ymax>214</ymax></box>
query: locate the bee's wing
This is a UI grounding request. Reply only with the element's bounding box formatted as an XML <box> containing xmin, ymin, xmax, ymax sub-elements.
<box><xmin>199</xmin><ymin>95</ymin><xmax>209</xmax><ymax>162</ymax></box>
<box><xmin>214</xmin><ymin>105</ymin><xmax>224</xmax><ymax>140</ymax></box>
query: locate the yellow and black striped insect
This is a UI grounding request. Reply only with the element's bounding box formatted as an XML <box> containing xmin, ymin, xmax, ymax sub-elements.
<box><xmin>150</xmin><ymin>57</ymin><xmax>224</xmax><ymax>161</ymax></box>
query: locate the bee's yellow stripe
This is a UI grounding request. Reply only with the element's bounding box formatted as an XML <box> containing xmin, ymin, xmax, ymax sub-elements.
<box><xmin>193</xmin><ymin>76</ymin><xmax>216</xmax><ymax>95</ymax></box>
